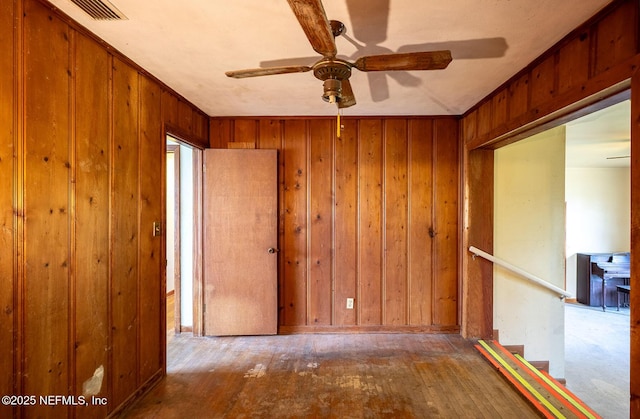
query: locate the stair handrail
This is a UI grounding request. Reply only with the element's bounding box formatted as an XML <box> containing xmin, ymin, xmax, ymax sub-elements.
<box><xmin>469</xmin><ymin>246</ymin><xmax>573</xmax><ymax>299</ymax></box>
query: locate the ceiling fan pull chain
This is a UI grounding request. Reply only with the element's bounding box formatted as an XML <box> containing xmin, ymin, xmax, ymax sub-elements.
<box><xmin>336</xmin><ymin>106</ymin><xmax>341</xmax><ymax>138</ymax></box>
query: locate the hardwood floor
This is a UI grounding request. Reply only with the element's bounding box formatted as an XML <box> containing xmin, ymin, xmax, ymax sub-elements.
<box><xmin>122</xmin><ymin>332</ymin><xmax>539</xmax><ymax>418</ymax></box>
<box><xmin>166</xmin><ymin>292</ymin><xmax>175</xmax><ymax>332</ymax></box>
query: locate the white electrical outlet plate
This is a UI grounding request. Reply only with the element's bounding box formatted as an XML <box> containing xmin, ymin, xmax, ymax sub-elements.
<box><xmin>346</xmin><ymin>298</ymin><xmax>354</xmax><ymax>309</ymax></box>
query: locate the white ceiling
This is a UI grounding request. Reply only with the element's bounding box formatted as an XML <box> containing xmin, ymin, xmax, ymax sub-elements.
<box><xmin>566</xmin><ymin>100</ymin><xmax>631</xmax><ymax>168</ymax></box>
<box><xmin>46</xmin><ymin>0</ymin><xmax>613</xmax><ymax>117</ymax></box>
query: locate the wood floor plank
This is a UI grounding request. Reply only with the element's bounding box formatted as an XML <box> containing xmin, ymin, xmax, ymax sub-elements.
<box><xmin>123</xmin><ymin>334</ymin><xmax>539</xmax><ymax>418</ymax></box>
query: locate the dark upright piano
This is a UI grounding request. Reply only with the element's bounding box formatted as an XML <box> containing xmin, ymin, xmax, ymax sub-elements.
<box><xmin>576</xmin><ymin>253</ymin><xmax>630</xmax><ymax>311</ymax></box>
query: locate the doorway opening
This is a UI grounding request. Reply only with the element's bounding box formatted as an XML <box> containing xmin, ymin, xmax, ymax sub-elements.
<box><xmin>166</xmin><ymin>135</ymin><xmax>200</xmax><ymax>339</ymax></box>
<box><xmin>492</xmin><ymin>97</ymin><xmax>630</xmax><ymax>416</ymax></box>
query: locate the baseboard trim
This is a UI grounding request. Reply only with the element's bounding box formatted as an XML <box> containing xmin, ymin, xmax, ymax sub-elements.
<box><xmin>107</xmin><ymin>368</ymin><xmax>164</xmax><ymax>418</ymax></box>
<box><xmin>278</xmin><ymin>325</ymin><xmax>460</xmax><ymax>334</ymax></box>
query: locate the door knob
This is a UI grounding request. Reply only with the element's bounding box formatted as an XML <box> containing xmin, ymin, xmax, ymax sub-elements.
<box><xmin>268</xmin><ymin>247</ymin><xmax>280</xmax><ymax>254</ymax></box>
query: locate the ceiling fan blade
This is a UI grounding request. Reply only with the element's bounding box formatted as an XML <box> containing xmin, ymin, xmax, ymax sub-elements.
<box><xmin>259</xmin><ymin>56</ymin><xmax>318</xmax><ymax>68</ymax></box>
<box><xmin>225</xmin><ymin>65</ymin><xmax>312</xmax><ymax>79</ymax></box>
<box><xmin>354</xmin><ymin>50</ymin><xmax>452</xmax><ymax>72</ymax></box>
<box><xmin>398</xmin><ymin>38</ymin><xmax>508</xmax><ymax>59</ymax></box>
<box><xmin>286</xmin><ymin>0</ymin><xmax>337</xmax><ymax>57</ymax></box>
<box><xmin>606</xmin><ymin>155</ymin><xmax>631</xmax><ymax>159</ymax></box>
<box><xmin>339</xmin><ymin>79</ymin><xmax>356</xmax><ymax>108</ymax></box>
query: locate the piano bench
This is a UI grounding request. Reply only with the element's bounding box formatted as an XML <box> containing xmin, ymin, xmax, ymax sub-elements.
<box><xmin>617</xmin><ymin>285</ymin><xmax>631</xmax><ymax>311</ymax></box>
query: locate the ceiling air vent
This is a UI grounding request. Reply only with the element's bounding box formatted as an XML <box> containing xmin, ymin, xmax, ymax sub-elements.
<box><xmin>70</xmin><ymin>0</ymin><xmax>127</xmax><ymax>20</ymax></box>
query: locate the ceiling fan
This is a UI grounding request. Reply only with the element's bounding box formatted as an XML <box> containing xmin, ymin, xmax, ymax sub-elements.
<box><xmin>225</xmin><ymin>0</ymin><xmax>452</xmax><ymax>109</ymax></box>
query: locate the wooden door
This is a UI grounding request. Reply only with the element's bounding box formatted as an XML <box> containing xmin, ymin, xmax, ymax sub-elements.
<box><xmin>203</xmin><ymin>149</ymin><xmax>278</xmax><ymax>336</ymax></box>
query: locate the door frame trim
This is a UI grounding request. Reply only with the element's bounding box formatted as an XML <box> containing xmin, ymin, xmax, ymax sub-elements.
<box><xmin>192</xmin><ymin>148</ymin><xmax>204</xmax><ymax>336</ymax></box>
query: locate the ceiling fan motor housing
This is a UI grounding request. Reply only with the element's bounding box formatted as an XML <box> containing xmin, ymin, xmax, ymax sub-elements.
<box><xmin>313</xmin><ymin>60</ymin><xmax>352</xmax><ymax>81</ymax></box>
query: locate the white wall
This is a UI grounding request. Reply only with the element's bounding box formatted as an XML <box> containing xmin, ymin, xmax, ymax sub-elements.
<box><xmin>565</xmin><ymin>167</ymin><xmax>630</xmax><ymax>296</ymax></box>
<box><xmin>166</xmin><ymin>151</ymin><xmax>175</xmax><ymax>294</ymax></box>
<box><xmin>180</xmin><ymin>145</ymin><xmax>194</xmax><ymax>327</ymax></box>
<box><xmin>494</xmin><ymin>126</ymin><xmax>566</xmax><ymax>378</ymax></box>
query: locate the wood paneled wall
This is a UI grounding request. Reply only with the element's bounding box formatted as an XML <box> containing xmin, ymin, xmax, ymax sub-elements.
<box><xmin>0</xmin><ymin>0</ymin><xmax>208</xmax><ymax>417</ymax></box>
<box><xmin>210</xmin><ymin>117</ymin><xmax>460</xmax><ymax>333</ymax></box>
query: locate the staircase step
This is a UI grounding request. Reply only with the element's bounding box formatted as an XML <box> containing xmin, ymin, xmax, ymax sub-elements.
<box><xmin>475</xmin><ymin>340</ymin><xmax>601</xmax><ymax>419</ymax></box>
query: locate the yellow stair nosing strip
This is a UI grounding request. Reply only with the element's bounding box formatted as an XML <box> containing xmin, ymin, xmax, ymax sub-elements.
<box><xmin>478</xmin><ymin>340</ymin><xmax>566</xmax><ymax>419</ymax></box>
<box><xmin>514</xmin><ymin>353</ymin><xmax>599</xmax><ymax>419</ymax></box>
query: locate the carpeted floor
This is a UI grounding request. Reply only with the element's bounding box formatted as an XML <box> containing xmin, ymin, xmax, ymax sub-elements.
<box><xmin>564</xmin><ymin>301</ymin><xmax>630</xmax><ymax>419</ymax></box>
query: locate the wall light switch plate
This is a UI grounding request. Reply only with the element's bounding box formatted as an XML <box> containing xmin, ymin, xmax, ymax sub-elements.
<box><xmin>153</xmin><ymin>221</ymin><xmax>162</xmax><ymax>237</ymax></box>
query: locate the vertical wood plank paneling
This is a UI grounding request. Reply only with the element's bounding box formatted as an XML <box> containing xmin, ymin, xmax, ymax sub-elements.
<box><xmin>0</xmin><ymin>1</ymin><xmax>15</xmax><ymax>416</ymax></box>
<box><xmin>257</xmin><ymin>119</ymin><xmax>281</xmax><ymax>150</ymax></box>
<box><xmin>308</xmin><ymin>119</ymin><xmax>333</xmax><ymax>325</ymax></box>
<box><xmin>492</xmin><ymin>89</ymin><xmax>508</xmax><ymax>128</ymax></box>
<box><xmin>507</xmin><ymin>74</ymin><xmax>530</xmax><ymax>120</ymax></box>
<box><xmin>177</xmin><ymin>99</ymin><xmax>193</xmax><ymax>133</ymax></box>
<box><xmin>252</xmin><ymin>116</ymin><xmax>460</xmax><ymax>330</ymax></box>
<box><xmin>334</xmin><ymin>119</ymin><xmax>358</xmax><ymax>325</ymax></box>
<box><xmin>594</xmin><ymin>0</ymin><xmax>638</xmax><ymax>75</ymax></box>
<box><xmin>161</xmin><ymin>90</ymin><xmax>178</xmax><ymax>127</ymax></box>
<box><xmin>234</xmin><ymin>119</ymin><xmax>257</xmax><ymax>145</ymax></box>
<box><xmin>558</xmin><ymin>31</ymin><xmax>590</xmax><ymax>94</ymax></box>
<box><xmin>282</xmin><ymin>120</ymin><xmax>308</xmax><ymax>325</ymax></box>
<box><xmin>193</xmin><ymin>111</ymin><xmax>208</xmax><ymax>141</ymax></box>
<box><xmin>138</xmin><ymin>75</ymin><xmax>162</xmax><ymax>384</ymax></box>
<box><xmin>210</xmin><ymin>118</ymin><xmax>232</xmax><ymax>149</ymax></box>
<box><xmin>530</xmin><ymin>55</ymin><xmax>557</xmax><ymax>109</ymax></box>
<box><xmin>462</xmin><ymin>148</ymin><xmax>494</xmax><ymax>338</ymax></box>
<box><xmin>111</xmin><ymin>57</ymin><xmax>139</xmax><ymax>406</ymax></box>
<box><xmin>258</xmin><ymin>120</ymin><xmax>285</xmax><ymax>315</ymax></box>
<box><xmin>358</xmin><ymin>119</ymin><xmax>383</xmax><ymax>325</ymax></box>
<box><xmin>408</xmin><ymin>119</ymin><xmax>434</xmax><ymax>325</ymax></box>
<box><xmin>432</xmin><ymin>119</ymin><xmax>459</xmax><ymax>326</ymax></box>
<box><xmin>73</xmin><ymin>32</ymin><xmax>110</xmax><ymax>417</ymax></box>
<box><xmin>462</xmin><ymin>111</ymin><xmax>477</xmax><ymax>144</ymax></box>
<box><xmin>23</xmin><ymin>2</ymin><xmax>70</xmax><ymax>416</ymax></box>
<box><xmin>7</xmin><ymin>0</ymin><xmax>210</xmax><ymax>415</ymax></box>
<box><xmin>383</xmin><ymin>119</ymin><xmax>408</xmax><ymax>325</ymax></box>
<box><xmin>162</xmin><ymin>92</ymin><xmax>207</xmax><ymax>146</ymax></box>
<box><xmin>476</xmin><ymin>101</ymin><xmax>492</xmax><ymax>137</ymax></box>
